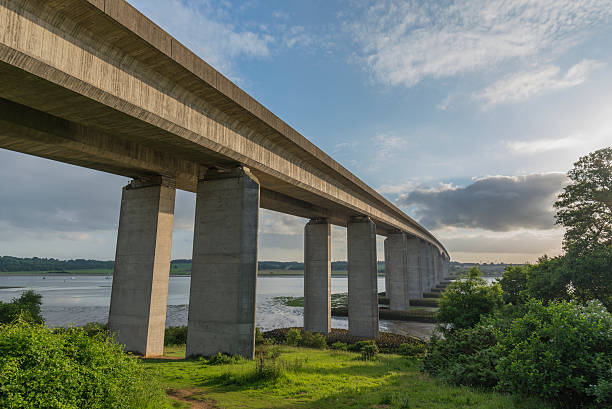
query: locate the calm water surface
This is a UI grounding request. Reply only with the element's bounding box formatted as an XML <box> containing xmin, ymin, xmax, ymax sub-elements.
<box><xmin>0</xmin><ymin>275</ymin><xmax>390</xmax><ymax>332</ymax></box>
<box><xmin>0</xmin><ymin>275</ymin><xmax>501</xmax><ymax>336</ymax></box>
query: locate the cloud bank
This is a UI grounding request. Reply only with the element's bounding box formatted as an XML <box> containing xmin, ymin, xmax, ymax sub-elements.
<box><xmin>397</xmin><ymin>173</ymin><xmax>568</xmax><ymax>231</ymax></box>
<box><xmin>347</xmin><ymin>0</ymin><xmax>612</xmax><ymax>88</ymax></box>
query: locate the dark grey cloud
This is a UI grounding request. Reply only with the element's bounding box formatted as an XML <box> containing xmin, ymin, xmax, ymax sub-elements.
<box><xmin>0</xmin><ymin>150</ymin><xmax>127</xmax><ymax>232</ymax></box>
<box><xmin>397</xmin><ymin>173</ymin><xmax>568</xmax><ymax>231</ymax></box>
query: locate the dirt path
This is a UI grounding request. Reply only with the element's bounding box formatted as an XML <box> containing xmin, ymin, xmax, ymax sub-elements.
<box><xmin>166</xmin><ymin>388</ymin><xmax>217</xmax><ymax>409</ymax></box>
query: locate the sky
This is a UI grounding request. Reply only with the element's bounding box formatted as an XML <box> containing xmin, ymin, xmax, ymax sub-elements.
<box><xmin>1</xmin><ymin>0</ymin><xmax>611</xmax><ymax>263</ymax></box>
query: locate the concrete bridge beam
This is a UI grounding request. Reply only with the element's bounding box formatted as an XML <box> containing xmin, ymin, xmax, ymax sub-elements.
<box><xmin>347</xmin><ymin>216</ymin><xmax>379</xmax><ymax>338</ymax></box>
<box><xmin>186</xmin><ymin>167</ymin><xmax>260</xmax><ymax>359</ymax></box>
<box><xmin>304</xmin><ymin>218</ymin><xmax>331</xmax><ymax>333</ymax></box>
<box><xmin>108</xmin><ymin>177</ymin><xmax>176</xmax><ymax>357</ymax></box>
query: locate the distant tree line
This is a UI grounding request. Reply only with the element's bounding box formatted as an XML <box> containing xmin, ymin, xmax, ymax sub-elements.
<box><xmin>0</xmin><ymin>257</ymin><xmax>387</xmax><ymax>273</ymax></box>
<box><xmin>0</xmin><ymin>256</ymin><xmax>114</xmax><ymax>272</ymax></box>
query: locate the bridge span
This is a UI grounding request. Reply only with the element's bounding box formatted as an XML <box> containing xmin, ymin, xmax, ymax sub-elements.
<box><xmin>0</xmin><ymin>0</ymin><xmax>449</xmax><ymax>357</ymax></box>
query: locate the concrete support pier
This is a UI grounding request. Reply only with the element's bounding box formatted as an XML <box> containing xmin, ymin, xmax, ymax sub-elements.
<box><xmin>420</xmin><ymin>240</ymin><xmax>431</xmax><ymax>294</ymax></box>
<box><xmin>347</xmin><ymin>216</ymin><xmax>379</xmax><ymax>338</ymax></box>
<box><xmin>304</xmin><ymin>218</ymin><xmax>331</xmax><ymax>333</ymax></box>
<box><xmin>186</xmin><ymin>167</ymin><xmax>260</xmax><ymax>359</ymax></box>
<box><xmin>108</xmin><ymin>177</ymin><xmax>176</xmax><ymax>357</ymax></box>
<box><xmin>385</xmin><ymin>233</ymin><xmax>423</xmax><ymax>310</ymax></box>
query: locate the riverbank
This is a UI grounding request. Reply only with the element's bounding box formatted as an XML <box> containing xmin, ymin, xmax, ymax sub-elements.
<box><xmin>0</xmin><ymin>269</ymin><xmax>384</xmax><ymax>277</ymax></box>
<box><xmin>143</xmin><ymin>344</ymin><xmax>550</xmax><ymax>409</ymax></box>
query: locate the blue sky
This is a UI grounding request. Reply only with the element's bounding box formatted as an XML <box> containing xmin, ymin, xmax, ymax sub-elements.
<box><xmin>1</xmin><ymin>0</ymin><xmax>611</xmax><ymax>263</ymax></box>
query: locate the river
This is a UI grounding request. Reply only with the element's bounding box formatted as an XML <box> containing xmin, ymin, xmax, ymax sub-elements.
<box><xmin>0</xmin><ymin>274</ymin><xmax>442</xmax><ymax>338</ymax></box>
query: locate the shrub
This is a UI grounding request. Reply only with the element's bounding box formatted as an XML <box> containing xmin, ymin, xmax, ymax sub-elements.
<box><xmin>262</xmin><ymin>327</ymin><xmax>424</xmax><ymax>353</ymax></box>
<box><xmin>330</xmin><ymin>341</ymin><xmax>348</xmax><ymax>350</ymax></box>
<box><xmin>255</xmin><ymin>327</ymin><xmax>265</xmax><ymax>345</ymax></box>
<box><xmin>360</xmin><ymin>342</ymin><xmax>379</xmax><ymax>360</ymax></box>
<box><xmin>499</xmin><ymin>265</ymin><xmax>528</xmax><ymax>305</ymax></box>
<box><xmin>164</xmin><ymin>326</ymin><xmax>187</xmax><ymax>346</ymax></box>
<box><xmin>80</xmin><ymin>322</ymin><xmax>109</xmax><ymax>337</ymax></box>
<box><xmin>285</xmin><ymin>328</ymin><xmax>302</xmax><ymax>346</ymax></box>
<box><xmin>0</xmin><ymin>290</ymin><xmax>43</xmax><ymax>324</ymax></box>
<box><xmin>436</xmin><ymin>267</ymin><xmax>503</xmax><ymax>332</ymax></box>
<box><xmin>524</xmin><ymin>255</ymin><xmax>570</xmax><ymax>304</ymax></box>
<box><xmin>347</xmin><ymin>340</ymin><xmax>374</xmax><ymax>352</ymax></box>
<box><xmin>201</xmin><ymin>352</ymin><xmax>244</xmax><ymax>366</ymax></box>
<box><xmin>422</xmin><ymin>323</ymin><xmax>500</xmax><ymax>388</ymax></box>
<box><xmin>398</xmin><ymin>342</ymin><xmax>426</xmax><ymax>357</ymax></box>
<box><xmin>496</xmin><ymin>300</ymin><xmax>612</xmax><ymax>407</ymax></box>
<box><xmin>0</xmin><ymin>319</ymin><xmax>170</xmax><ymax>408</ymax></box>
<box><xmin>300</xmin><ymin>331</ymin><xmax>327</xmax><ymax>349</ymax></box>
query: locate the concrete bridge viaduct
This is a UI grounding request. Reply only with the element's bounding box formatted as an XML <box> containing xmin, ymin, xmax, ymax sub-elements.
<box><xmin>0</xmin><ymin>0</ymin><xmax>450</xmax><ymax>357</ymax></box>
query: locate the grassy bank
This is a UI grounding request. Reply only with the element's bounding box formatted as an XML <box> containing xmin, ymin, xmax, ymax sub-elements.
<box><xmin>143</xmin><ymin>345</ymin><xmax>549</xmax><ymax>409</ymax></box>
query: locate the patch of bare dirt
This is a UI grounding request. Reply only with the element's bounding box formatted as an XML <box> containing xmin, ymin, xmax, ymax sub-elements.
<box><xmin>166</xmin><ymin>388</ymin><xmax>217</xmax><ymax>409</ymax></box>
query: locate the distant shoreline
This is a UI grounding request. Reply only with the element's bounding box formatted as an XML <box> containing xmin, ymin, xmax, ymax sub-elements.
<box><xmin>0</xmin><ymin>271</ymin><xmax>387</xmax><ymax>277</ymax></box>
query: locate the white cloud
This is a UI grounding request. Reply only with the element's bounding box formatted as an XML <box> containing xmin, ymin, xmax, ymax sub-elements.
<box><xmin>127</xmin><ymin>0</ymin><xmax>273</xmax><ymax>74</ymax></box>
<box><xmin>347</xmin><ymin>0</ymin><xmax>612</xmax><ymax>87</ymax></box>
<box><xmin>374</xmin><ymin>133</ymin><xmax>407</xmax><ymax>159</ymax></box>
<box><xmin>504</xmin><ymin>136</ymin><xmax>584</xmax><ymax>155</ymax></box>
<box><xmin>475</xmin><ymin>60</ymin><xmax>606</xmax><ymax>107</ymax></box>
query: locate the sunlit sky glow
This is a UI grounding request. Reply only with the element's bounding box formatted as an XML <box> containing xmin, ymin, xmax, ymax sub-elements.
<box><xmin>2</xmin><ymin>0</ymin><xmax>612</xmax><ymax>263</ymax></box>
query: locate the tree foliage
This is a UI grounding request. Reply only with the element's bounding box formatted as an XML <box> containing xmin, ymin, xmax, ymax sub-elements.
<box><xmin>0</xmin><ymin>319</ymin><xmax>170</xmax><ymax>409</ymax></box>
<box><xmin>0</xmin><ymin>290</ymin><xmax>43</xmax><ymax>324</ymax></box>
<box><xmin>554</xmin><ymin>147</ymin><xmax>612</xmax><ymax>253</ymax></box>
<box><xmin>436</xmin><ymin>267</ymin><xmax>503</xmax><ymax>331</ymax></box>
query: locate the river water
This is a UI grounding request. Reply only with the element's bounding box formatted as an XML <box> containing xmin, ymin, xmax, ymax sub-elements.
<box><xmin>0</xmin><ymin>274</ymin><xmax>436</xmax><ymax>336</ymax></box>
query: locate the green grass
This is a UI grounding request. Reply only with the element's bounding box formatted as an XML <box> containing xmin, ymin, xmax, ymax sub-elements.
<box><xmin>143</xmin><ymin>345</ymin><xmax>551</xmax><ymax>409</ymax></box>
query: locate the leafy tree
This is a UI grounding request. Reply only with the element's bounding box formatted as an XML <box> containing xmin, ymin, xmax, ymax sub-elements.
<box><xmin>564</xmin><ymin>244</ymin><xmax>612</xmax><ymax>311</ymax></box>
<box><xmin>436</xmin><ymin>267</ymin><xmax>503</xmax><ymax>331</ymax></box>
<box><xmin>0</xmin><ymin>290</ymin><xmax>43</xmax><ymax>324</ymax></box>
<box><xmin>499</xmin><ymin>265</ymin><xmax>528</xmax><ymax>305</ymax></box>
<box><xmin>524</xmin><ymin>255</ymin><xmax>571</xmax><ymax>304</ymax></box>
<box><xmin>554</xmin><ymin>147</ymin><xmax>612</xmax><ymax>253</ymax></box>
<box><xmin>496</xmin><ymin>300</ymin><xmax>612</xmax><ymax>407</ymax></box>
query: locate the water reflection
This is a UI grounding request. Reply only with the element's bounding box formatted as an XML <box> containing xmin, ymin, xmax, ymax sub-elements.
<box><xmin>0</xmin><ymin>274</ymin><xmax>438</xmax><ymax>338</ymax></box>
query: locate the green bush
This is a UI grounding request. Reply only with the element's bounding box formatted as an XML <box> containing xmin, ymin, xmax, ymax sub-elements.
<box><xmin>398</xmin><ymin>342</ymin><xmax>426</xmax><ymax>357</ymax></box>
<box><xmin>499</xmin><ymin>265</ymin><xmax>528</xmax><ymax>305</ymax></box>
<box><xmin>164</xmin><ymin>326</ymin><xmax>187</xmax><ymax>346</ymax></box>
<box><xmin>330</xmin><ymin>341</ymin><xmax>348</xmax><ymax>350</ymax></box>
<box><xmin>0</xmin><ymin>290</ymin><xmax>43</xmax><ymax>324</ymax></box>
<box><xmin>285</xmin><ymin>328</ymin><xmax>302</xmax><ymax>346</ymax></box>
<box><xmin>523</xmin><ymin>255</ymin><xmax>570</xmax><ymax>304</ymax></box>
<box><xmin>496</xmin><ymin>300</ymin><xmax>612</xmax><ymax>407</ymax></box>
<box><xmin>423</xmin><ymin>323</ymin><xmax>500</xmax><ymax>388</ymax></box>
<box><xmin>0</xmin><ymin>319</ymin><xmax>170</xmax><ymax>409</ymax></box>
<box><xmin>436</xmin><ymin>267</ymin><xmax>503</xmax><ymax>332</ymax></box>
<box><xmin>299</xmin><ymin>331</ymin><xmax>327</xmax><ymax>349</ymax></box>
<box><xmin>347</xmin><ymin>340</ymin><xmax>374</xmax><ymax>352</ymax></box>
<box><xmin>201</xmin><ymin>352</ymin><xmax>244</xmax><ymax>366</ymax></box>
<box><xmin>360</xmin><ymin>342</ymin><xmax>379</xmax><ymax>360</ymax></box>
<box><xmin>255</xmin><ymin>327</ymin><xmax>265</xmax><ymax>345</ymax></box>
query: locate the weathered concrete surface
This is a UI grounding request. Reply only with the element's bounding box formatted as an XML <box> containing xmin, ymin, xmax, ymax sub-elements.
<box><xmin>406</xmin><ymin>237</ymin><xmax>423</xmax><ymax>302</ymax></box>
<box><xmin>0</xmin><ymin>0</ymin><xmax>448</xmax><ymax>257</ymax></box>
<box><xmin>108</xmin><ymin>178</ymin><xmax>175</xmax><ymax>356</ymax></box>
<box><xmin>385</xmin><ymin>234</ymin><xmax>424</xmax><ymax>310</ymax></box>
<box><xmin>304</xmin><ymin>218</ymin><xmax>331</xmax><ymax>333</ymax></box>
<box><xmin>347</xmin><ymin>216</ymin><xmax>379</xmax><ymax>338</ymax></box>
<box><xmin>186</xmin><ymin>167</ymin><xmax>259</xmax><ymax>359</ymax></box>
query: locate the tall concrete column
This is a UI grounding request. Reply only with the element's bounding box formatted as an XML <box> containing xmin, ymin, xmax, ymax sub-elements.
<box><xmin>419</xmin><ymin>239</ymin><xmax>430</xmax><ymax>298</ymax></box>
<box><xmin>304</xmin><ymin>218</ymin><xmax>331</xmax><ymax>333</ymax></box>
<box><xmin>385</xmin><ymin>232</ymin><xmax>421</xmax><ymax>310</ymax></box>
<box><xmin>186</xmin><ymin>167</ymin><xmax>260</xmax><ymax>359</ymax></box>
<box><xmin>108</xmin><ymin>177</ymin><xmax>175</xmax><ymax>357</ymax></box>
<box><xmin>433</xmin><ymin>249</ymin><xmax>441</xmax><ymax>286</ymax></box>
<box><xmin>347</xmin><ymin>216</ymin><xmax>379</xmax><ymax>338</ymax></box>
<box><xmin>443</xmin><ymin>255</ymin><xmax>450</xmax><ymax>279</ymax></box>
